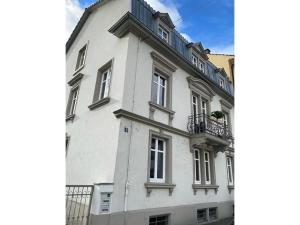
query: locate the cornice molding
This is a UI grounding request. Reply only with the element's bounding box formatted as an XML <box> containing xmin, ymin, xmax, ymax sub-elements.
<box><xmin>67</xmin><ymin>73</ymin><xmax>84</xmax><ymax>86</ymax></box>
<box><xmin>113</xmin><ymin>109</ymin><xmax>189</xmax><ymax>137</ymax></box>
<box><xmin>187</xmin><ymin>76</ymin><xmax>216</xmax><ymax>99</ymax></box>
<box><xmin>151</xmin><ymin>51</ymin><xmax>177</xmax><ymax>72</ymax></box>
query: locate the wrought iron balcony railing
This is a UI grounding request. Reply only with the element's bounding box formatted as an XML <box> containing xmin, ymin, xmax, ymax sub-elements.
<box><xmin>187</xmin><ymin>113</ymin><xmax>233</xmax><ymax>140</ymax></box>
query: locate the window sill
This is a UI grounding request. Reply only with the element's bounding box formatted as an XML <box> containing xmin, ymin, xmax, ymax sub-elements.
<box><xmin>73</xmin><ymin>65</ymin><xmax>84</xmax><ymax>76</ymax></box>
<box><xmin>88</xmin><ymin>98</ymin><xmax>110</xmax><ymax>110</ymax></box>
<box><xmin>228</xmin><ymin>185</ymin><xmax>234</xmax><ymax>193</ymax></box>
<box><xmin>192</xmin><ymin>184</ymin><xmax>219</xmax><ymax>194</ymax></box>
<box><xmin>144</xmin><ymin>182</ymin><xmax>176</xmax><ymax>196</ymax></box>
<box><xmin>148</xmin><ymin>101</ymin><xmax>175</xmax><ymax>115</ymax></box>
<box><xmin>66</xmin><ymin>114</ymin><xmax>75</xmax><ymax>122</ymax></box>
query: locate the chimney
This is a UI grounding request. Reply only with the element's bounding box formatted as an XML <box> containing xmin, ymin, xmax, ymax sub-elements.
<box><xmin>205</xmin><ymin>49</ymin><xmax>211</xmax><ymax>54</ymax></box>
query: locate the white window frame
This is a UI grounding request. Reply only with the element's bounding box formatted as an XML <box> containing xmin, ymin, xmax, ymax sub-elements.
<box><xmin>158</xmin><ymin>25</ymin><xmax>169</xmax><ymax>43</ymax></box>
<box><xmin>69</xmin><ymin>86</ymin><xmax>79</xmax><ymax>116</ymax></box>
<box><xmin>192</xmin><ymin>54</ymin><xmax>198</xmax><ymax>67</ymax></box>
<box><xmin>152</xmin><ymin>72</ymin><xmax>167</xmax><ymax>107</ymax></box>
<box><xmin>226</xmin><ymin>157</ymin><xmax>234</xmax><ymax>185</ymax></box>
<box><xmin>99</xmin><ymin>68</ymin><xmax>111</xmax><ymax>100</ymax></box>
<box><xmin>199</xmin><ymin>59</ymin><xmax>205</xmax><ymax>73</ymax></box>
<box><xmin>75</xmin><ymin>44</ymin><xmax>87</xmax><ymax>71</ymax></box>
<box><xmin>150</xmin><ymin>137</ymin><xmax>166</xmax><ymax>183</ymax></box>
<box><xmin>204</xmin><ymin>151</ymin><xmax>211</xmax><ymax>185</ymax></box>
<box><xmin>100</xmin><ymin>192</ymin><xmax>112</xmax><ymax>213</ymax></box>
<box><xmin>194</xmin><ymin>149</ymin><xmax>201</xmax><ymax>184</ymax></box>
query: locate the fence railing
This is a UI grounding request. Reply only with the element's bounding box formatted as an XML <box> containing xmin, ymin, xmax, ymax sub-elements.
<box><xmin>66</xmin><ymin>185</ymin><xmax>94</xmax><ymax>225</ymax></box>
<box><xmin>187</xmin><ymin>113</ymin><xmax>233</xmax><ymax>140</ymax></box>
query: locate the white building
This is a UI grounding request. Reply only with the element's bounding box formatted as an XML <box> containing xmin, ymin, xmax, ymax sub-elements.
<box><xmin>66</xmin><ymin>1</ymin><xmax>234</xmax><ymax>225</ymax></box>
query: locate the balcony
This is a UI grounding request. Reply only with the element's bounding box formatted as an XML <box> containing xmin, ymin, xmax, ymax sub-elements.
<box><xmin>187</xmin><ymin>113</ymin><xmax>233</xmax><ymax>153</ymax></box>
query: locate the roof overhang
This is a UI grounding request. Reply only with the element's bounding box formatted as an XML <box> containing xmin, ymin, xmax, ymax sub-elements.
<box><xmin>109</xmin><ymin>12</ymin><xmax>234</xmax><ymax>104</ymax></box>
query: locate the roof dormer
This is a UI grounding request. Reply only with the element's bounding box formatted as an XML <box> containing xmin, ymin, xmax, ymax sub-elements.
<box><xmin>153</xmin><ymin>11</ymin><xmax>175</xmax><ymax>29</ymax></box>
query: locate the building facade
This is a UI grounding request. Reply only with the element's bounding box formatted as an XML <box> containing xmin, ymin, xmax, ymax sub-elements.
<box><xmin>66</xmin><ymin>1</ymin><xmax>234</xmax><ymax>225</ymax></box>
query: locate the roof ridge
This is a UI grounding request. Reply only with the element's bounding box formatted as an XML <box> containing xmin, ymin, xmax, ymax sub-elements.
<box><xmin>208</xmin><ymin>53</ymin><xmax>234</xmax><ymax>56</ymax></box>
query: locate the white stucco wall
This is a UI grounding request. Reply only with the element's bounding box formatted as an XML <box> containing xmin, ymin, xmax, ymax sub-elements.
<box><xmin>66</xmin><ymin>0</ymin><xmax>131</xmax><ymax>185</ymax></box>
<box><xmin>114</xmin><ymin>34</ymin><xmax>234</xmax><ymax>211</ymax></box>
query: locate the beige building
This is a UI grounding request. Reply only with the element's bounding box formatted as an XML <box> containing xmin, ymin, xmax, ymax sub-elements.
<box><xmin>208</xmin><ymin>54</ymin><xmax>234</xmax><ymax>85</ymax></box>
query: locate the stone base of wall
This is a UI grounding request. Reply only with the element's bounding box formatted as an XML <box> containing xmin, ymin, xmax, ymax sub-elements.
<box><xmin>90</xmin><ymin>201</ymin><xmax>234</xmax><ymax>225</ymax></box>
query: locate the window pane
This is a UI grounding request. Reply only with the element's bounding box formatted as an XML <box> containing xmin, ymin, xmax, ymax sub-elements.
<box><xmin>159</xmin><ymin>86</ymin><xmax>165</xmax><ymax>106</ymax></box>
<box><xmin>204</xmin><ymin>152</ymin><xmax>208</xmax><ymax>161</ymax></box>
<box><xmin>205</xmin><ymin>162</ymin><xmax>210</xmax><ymax>181</ymax></box>
<box><xmin>151</xmin><ymin>82</ymin><xmax>158</xmax><ymax>103</ymax></box>
<box><xmin>157</xmin><ymin>140</ymin><xmax>164</xmax><ymax>151</ymax></box>
<box><xmin>150</xmin><ymin>151</ymin><xmax>155</xmax><ymax>178</ymax></box>
<box><xmin>153</xmin><ymin>74</ymin><xmax>158</xmax><ymax>82</ymax></box>
<box><xmin>157</xmin><ymin>152</ymin><xmax>164</xmax><ymax>179</ymax></box>
<box><xmin>100</xmin><ymin>81</ymin><xmax>106</xmax><ymax>99</ymax></box>
<box><xmin>195</xmin><ymin>160</ymin><xmax>200</xmax><ymax>181</ymax></box>
<box><xmin>195</xmin><ymin>150</ymin><xmax>199</xmax><ymax>159</ymax></box>
<box><xmin>151</xmin><ymin>138</ymin><xmax>156</xmax><ymax>149</ymax></box>
<box><xmin>209</xmin><ymin>208</ymin><xmax>217</xmax><ymax>220</ymax></box>
<box><xmin>159</xmin><ymin>77</ymin><xmax>165</xmax><ymax>86</ymax></box>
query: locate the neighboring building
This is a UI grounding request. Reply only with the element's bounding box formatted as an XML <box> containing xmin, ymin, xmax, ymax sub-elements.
<box><xmin>208</xmin><ymin>53</ymin><xmax>235</xmax><ymax>86</ymax></box>
<box><xmin>66</xmin><ymin>1</ymin><xmax>234</xmax><ymax>225</ymax></box>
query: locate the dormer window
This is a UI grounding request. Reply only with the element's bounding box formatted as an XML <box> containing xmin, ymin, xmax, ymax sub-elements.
<box><xmin>199</xmin><ymin>60</ymin><xmax>205</xmax><ymax>73</ymax></box>
<box><xmin>220</xmin><ymin>78</ymin><xmax>225</xmax><ymax>88</ymax></box>
<box><xmin>158</xmin><ymin>25</ymin><xmax>169</xmax><ymax>43</ymax></box>
<box><xmin>192</xmin><ymin>54</ymin><xmax>198</xmax><ymax>67</ymax></box>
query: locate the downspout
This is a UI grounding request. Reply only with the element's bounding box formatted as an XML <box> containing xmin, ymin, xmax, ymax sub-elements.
<box><xmin>123</xmin><ymin>36</ymin><xmax>141</xmax><ymax>220</ymax></box>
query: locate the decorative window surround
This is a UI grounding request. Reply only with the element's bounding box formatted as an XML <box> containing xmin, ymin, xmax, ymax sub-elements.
<box><xmin>153</xmin><ymin>12</ymin><xmax>174</xmax><ymax>44</ymax></box>
<box><xmin>66</xmin><ymin>74</ymin><xmax>84</xmax><ymax>122</ymax></box>
<box><xmin>226</xmin><ymin>152</ymin><xmax>234</xmax><ymax>193</ymax></box>
<box><xmin>150</xmin><ymin>52</ymin><xmax>176</xmax><ymax>126</ymax></box>
<box><xmin>145</xmin><ymin>130</ymin><xmax>175</xmax><ymax>196</ymax></box>
<box><xmin>89</xmin><ymin>59</ymin><xmax>113</xmax><ymax>110</ymax></box>
<box><xmin>187</xmin><ymin>76</ymin><xmax>216</xmax><ymax>103</ymax></box>
<box><xmin>192</xmin><ymin>147</ymin><xmax>218</xmax><ymax>195</ymax></box>
<box><xmin>74</xmin><ymin>42</ymin><xmax>88</xmax><ymax>75</ymax></box>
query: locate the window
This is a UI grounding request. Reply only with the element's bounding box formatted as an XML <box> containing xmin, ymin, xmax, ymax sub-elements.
<box><xmin>152</xmin><ymin>72</ymin><xmax>167</xmax><ymax>107</ymax></box>
<box><xmin>192</xmin><ymin>54</ymin><xmax>198</xmax><ymax>67</ymax></box>
<box><xmin>209</xmin><ymin>208</ymin><xmax>217</xmax><ymax>220</ymax></box>
<box><xmin>193</xmin><ymin>149</ymin><xmax>216</xmax><ymax>186</ymax></box>
<box><xmin>100</xmin><ymin>193</ymin><xmax>111</xmax><ymax>213</ymax></box>
<box><xmin>66</xmin><ymin>85</ymin><xmax>79</xmax><ymax>117</ymax></box>
<box><xmin>194</xmin><ymin>149</ymin><xmax>201</xmax><ymax>184</ymax></box>
<box><xmin>66</xmin><ymin>135</ymin><xmax>70</xmax><ymax>156</ymax></box>
<box><xmin>226</xmin><ymin>157</ymin><xmax>234</xmax><ymax>185</ymax></box>
<box><xmin>199</xmin><ymin>60</ymin><xmax>205</xmax><ymax>73</ymax></box>
<box><xmin>219</xmin><ymin>78</ymin><xmax>225</xmax><ymax>88</ymax></box>
<box><xmin>75</xmin><ymin>45</ymin><xmax>87</xmax><ymax>71</ymax></box>
<box><xmin>98</xmin><ymin>68</ymin><xmax>111</xmax><ymax>100</ymax></box>
<box><xmin>192</xmin><ymin>94</ymin><xmax>199</xmax><ymax>116</ymax></box>
<box><xmin>197</xmin><ymin>208</ymin><xmax>217</xmax><ymax>223</ymax></box>
<box><xmin>197</xmin><ymin>209</ymin><xmax>208</xmax><ymax>223</ymax></box>
<box><xmin>150</xmin><ymin>137</ymin><xmax>166</xmax><ymax>183</ymax></box>
<box><xmin>204</xmin><ymin>151</ymin><xmax>211</xmax><ymax>184</ymax></box>
<box><xmin>158</xmin><ymin>25</ymin><xmax>169</xmax><ymax>42</ymax></box>
<box><xmin>149</xmin><ymin>215</ymin><xmax>169</xmax><ymax>225</ymax></box>
<box><xmin>89</xmin><ymin>60</ymin><xmax>113</xmax><ymax>110</ymax></box>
